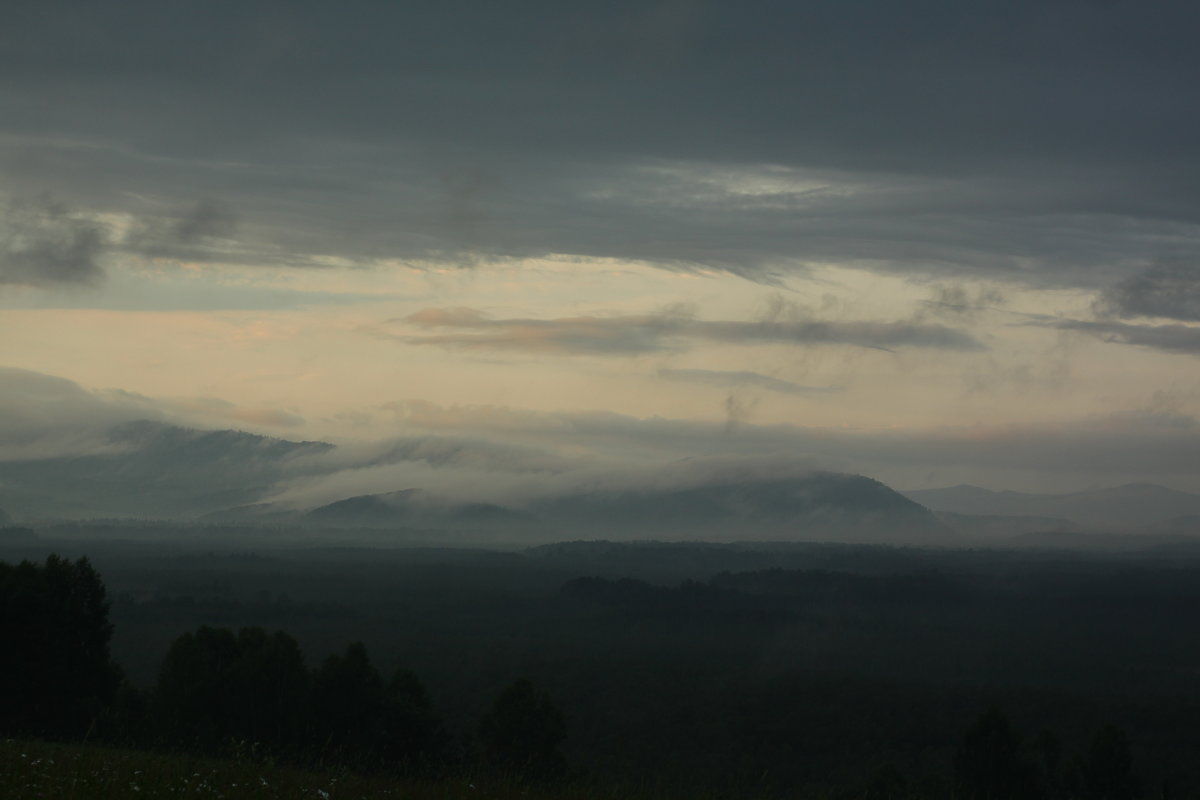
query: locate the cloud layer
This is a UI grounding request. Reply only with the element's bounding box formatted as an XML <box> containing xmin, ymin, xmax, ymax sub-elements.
<box><xmin>4</xmin><ymin>3</ymin><xmax>1199</xmax><ymax>505</ymax></box>
<box><xmin>1</xmin><ymin>1</ymin><xmax>1198</xmax><ymax>290</ymax></box>
<box><xmin>1034</xmin><ymin>319</ymin><xmax>1200</xmax><ymax>356</ymax></box>
<box><xmin>5</xmin><ymin>368</ymin><xmax>1200</xmax><ymax>518</ymax></box>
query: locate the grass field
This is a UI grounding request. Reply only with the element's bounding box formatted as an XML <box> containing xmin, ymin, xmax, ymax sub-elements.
<box><xmin>0</xmin><ymin>738</ymin><xmax>755</xmax><ymax>800</ymax></box>
<box><xmin>0</xmin><ymin>738</ymin><xmax>610</xmax><ymax>800</ymax></box>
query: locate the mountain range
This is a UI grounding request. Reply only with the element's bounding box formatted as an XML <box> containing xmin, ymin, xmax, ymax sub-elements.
<box><xmin>4</xmin><ymin>419</ymin><xmax>1199</xmax><ymax>544</ymax></box>
<box><xmin>1</xmin><ymin>419</ymin><xmax>951</xmax><ymax>544</ymax></box>
<box><xmin>278</xmin><ymin>474</ymin><xmax>954</xmax><ymax>544</ymax></box>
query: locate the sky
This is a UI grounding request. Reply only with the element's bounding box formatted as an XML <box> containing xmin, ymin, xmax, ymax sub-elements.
<box><xmin>3</xmin><ymin>0</ymin><xmax>1200</xmax><ymax>502</ymax></box>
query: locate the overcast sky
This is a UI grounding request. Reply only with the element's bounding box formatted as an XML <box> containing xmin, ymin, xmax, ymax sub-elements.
<box><xmin>2</xmin><ymin>0</ymin><xmax>1200</xmax><ymax>497</ymax></box>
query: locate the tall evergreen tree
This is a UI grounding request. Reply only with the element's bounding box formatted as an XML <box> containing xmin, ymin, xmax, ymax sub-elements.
<box><xmin>1072</xmin><ymin>725</ymin><xmax>1138</xmax><ymax>800</ymax></box>
<box><xmin>953</xmin><ymin>708</ymin><xmax>1039</xmax><ymax>800</ymax></box>
<box><xmin>310</xmin><ymin>642</ymin><xmax>387</xmax><ymax>764</ymax></box>
<box><xmin>309</xmin><ymin>642</ymin><xmax>447</xmax><ymax>771</ymax></box>
<box><xmin>0</xmin><ymin>555</ymin><xmax>121</xmax><ymax>738</ymax></box>
<box><xmin>478</xmin><ymin>678</ymin><xmax>567</xmax><ymax>781</ymax></box>
<box><xmin>154</xmin><ymin>626</ymin><xmax>309</xmax><ymax>755</ymax></box>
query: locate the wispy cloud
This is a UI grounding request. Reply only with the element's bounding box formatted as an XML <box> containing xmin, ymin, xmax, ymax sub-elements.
<box><xmin>657</xmin><ymin>368</ymin><xmax>840</xmax><ymax>395</ymax></box>
<box><xmin>123</xmin><ymin>198</ymin><xmax>239</xmax><ymax>261</ymax></box>
<box><xmin>386</xmin><ymin>307</ymin><xmax>982</xmax><ymax>355</ymax></box>
<box><xmin>1034</xmin><ymin>318</ymin><xmax>1200</xmax><ymax>356</ymax></box>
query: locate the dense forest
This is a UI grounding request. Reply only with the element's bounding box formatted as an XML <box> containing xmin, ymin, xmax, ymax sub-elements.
<box><xmin>5</xmin><ymin>529</ymin><xmax>1200</xmax><ymax>798</ymax></box>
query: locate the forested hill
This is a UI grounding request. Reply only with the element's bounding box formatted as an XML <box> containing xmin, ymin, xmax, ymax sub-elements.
<box><xmin>0</xmin><ymin>421</ymin><xmax>330</xmax><ymax>520</ymax></box>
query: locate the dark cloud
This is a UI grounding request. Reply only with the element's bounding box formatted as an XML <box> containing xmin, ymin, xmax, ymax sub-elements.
<box><xmin>122</xmin><ymin>198</ymin><xmax>240</xmax><ymax>262</ymax></box>
<box><xmin>657</xmin><ymin>368</ymin><xmax>840</xmax><ymax>395</ymax></box>
<box><xmin>1096</xmin><ymin>260</ymin><xmax>1200</xmax><ymax>321</ymax></box>
<box><xmin>390</xmin><ymin>307</ymin><xmax>982</xmax><ymax>354</ymax></box>
<box><xmin>1036</xmin><ymin>319</ymin><xmax>1200</xmax><ymax>356</ymax></box>
<box><xmin>1</xmin><ymin>1</ymin><xmax>1199</xmax><ymax>286</ymax></box>
<box><xmin>6</xmin><ymin>1</ymin><xmax>1195</xmax><ymax>169</ymax></box>
<box><xmin>919</xmin><ymin>282</ymin><xmax>1008</xmax><ymax>320</ymax></box>
<box><xmin>172</xmin><ymin>198</ymin><xmax>238</xmax><ymax>244</ymax></box>
<box><xmin>0</xmin><ymin>198</ymin><xmax>106</xmax><ymax>286</ymax></box>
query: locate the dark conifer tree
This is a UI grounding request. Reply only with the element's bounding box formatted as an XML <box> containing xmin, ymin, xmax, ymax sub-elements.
<box><xmin>0</xmin><ymin>555</ymin><xmax>121</xmax><ymax>738</ymax></box>
<box><xmin>953</xmin><ymin>707</ymin><xmax>1039</xmax><ymax>800</ymax></box>
<box><xmin>309</xmin><ymin>642</ymin><xmax>446</xmax><ymax>771</ymax></box>
<box><xmin>154</xmin><ymin>626</ymin><xmax>309</xmax><ymax>755</ymax></box>
<box><xmin>478</xmin><ymin>678</ymin><xmax>567</xmax><ymax>781</ymax></box>
<box><xmin>309</xmin><ymin>642</ymin><xmax>387</xmax><ymax>764</ymax></box>
<box><xmin>1071</xmin><ymin>725</ymin><xmax>1138</xmax><ymax>800</ymax></box>
<box><xmin>384</xmin><ymin>667</ymin><xmax>449</xmax><ymax>769</ymax></box>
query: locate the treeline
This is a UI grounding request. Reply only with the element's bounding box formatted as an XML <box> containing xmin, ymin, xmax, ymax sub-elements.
<box><xmin>1</xmin><ymin>555</ymin><xmax>566</xmax><ymax>782</ymax></box>
<box><xmin>0</xmin><ymin>553</ymin><xmax>1158</xmax><ymax>798</ymax></box>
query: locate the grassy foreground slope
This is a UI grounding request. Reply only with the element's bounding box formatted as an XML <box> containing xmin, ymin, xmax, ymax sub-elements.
<box><xmin>1</xmin><ymin>738</ymin><xmax>775</xmax><ymax>800</ymax></box>
<box><xmin>0</xmin><ymin>739</ymin><xmax>563</xmax><ymax>800</ymax></box>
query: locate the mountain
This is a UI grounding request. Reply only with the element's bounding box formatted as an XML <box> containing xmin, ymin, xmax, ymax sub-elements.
<box><xmin>532</xmin><ymin>473</ymin><xmax>951</xmax><ymax>543</ymax></box>
<box><xmin>0</xmin><ymin>420</ymin><xmax>331</xmax><ymax>520</ymax></box>
<box><xmin>0</xmin><ymin>417</ymin><xmax>950</xmax><ymax>545</ymax></box>
<box><xmin>297</xmin><ymin>473</ymin><xmax>952</xmax><ymax>544</ymax></box>
<box><xmin>303</xmin><ymin>489</ymin><xmax>533</xmax><ymax>530</ymax></box>
<box><xmin>0</xmin><ymin>506</ymin><xmax>10</xmax><ymax>527</ymax></box>
<box><xmin>903</xmin><ymin>483</ymin><xmax>1200</xmax><ymax>531</ymax></box>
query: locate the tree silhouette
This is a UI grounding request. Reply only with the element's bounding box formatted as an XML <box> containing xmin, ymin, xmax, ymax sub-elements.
<box><xmin>309</xmin><ymin>642</ymin><xmax>447</xmax><ymax>771</ymax></box>
<box><xmin>0</xmin><ymin>555</ymin><xmax>120</xmax><ymax>738</ymax></box>
<box><xmin>384</xmin><ymin>667</ymin><xmax>449</xmax><ymax>770</ymax></box>
<box><xmin>953</xmin><ymin>707</ymin><xmax>1038</xmax><ymax>799</ymax></box>
<box><xmin>310</xmin><ymin>642</ymin><xmax>387</xmax><ymax>764</ymax></box>
<box><xmin>154</xmin><ymin>626</ymin><xmax>309</xmax><ymax>754</ymax></box>
<box><xmin>1032</xmin><ymin>728</ymin><xmax>1063</xmax><ymax>799</ymax></box>
<box><xmin>863</xmin><ymin>763</ymin><xmax>908</xmax><ymax>799</ymax></box>
<box><xmin>1070</xmin><ymin>725</ymin><xmax>1137</xmax><ymax>800</ymax></box>
<box><xmin>478</xmin><ymin>678</ymin><xmax>567</xmax><ymax>781</ymax></box>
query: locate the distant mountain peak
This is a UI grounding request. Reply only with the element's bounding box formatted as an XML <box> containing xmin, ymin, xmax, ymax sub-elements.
<box><xmin>0</xmin><ymin>421</ymin><xmax>334</xmax><ymax>521</ymax></box>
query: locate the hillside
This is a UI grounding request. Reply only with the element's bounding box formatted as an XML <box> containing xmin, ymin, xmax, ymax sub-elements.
<box><xmin>305</xmin><ymin>488</ymin><xmax>532</xmax><ymax>530</ymax></box>
<box><xmin>0</xmin><ymin>420</ymin><xmax>331</xmax><ymax>521</ymax></box>
<box><xmin>299</xmin><ymin>472</ymin><xmax>953</xmax><ymax>545</ymax></box>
